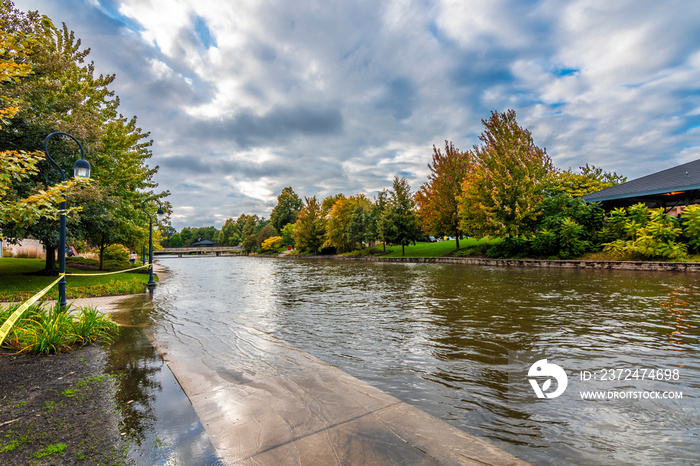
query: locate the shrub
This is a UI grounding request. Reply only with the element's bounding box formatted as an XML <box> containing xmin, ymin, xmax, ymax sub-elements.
<box><xmin>603</xmin><ymin>205</ymin><xmax>687</xmax><ymax>261</ymax></box>
<box><xmin>261</xmin><ymin>236</ymin><xmax>283</xmax><ymax>252</ymax></box>
<box><xmin>103</xmin><ymin>244</ymin><xmax>129</xmax><ymax>262</ymax></box>
<box><xmin>486</xmin><ymin>237</ymin><xmax>528</xmax><ymax>258</ymax></box>
<box><xmin>681</xmin><ymin>204</ymin><xmax>700</xmax><ymax>253</ymax></box>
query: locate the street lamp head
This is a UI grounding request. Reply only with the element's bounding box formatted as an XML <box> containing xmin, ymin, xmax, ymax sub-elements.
<box><xmin>156</xmin><ymin>207</ymin><xmax>165</xmax><ymax>221</ymax></box>
<box><xmin>73</xmin><ymin>157</ymin><xmax>90</xmax><ymax>179</ymax></box>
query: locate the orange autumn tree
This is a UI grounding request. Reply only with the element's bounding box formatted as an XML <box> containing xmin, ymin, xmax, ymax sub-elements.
<box><xmin>415</xmin><ymin>141</ymin><xmax>473</xmax><ymax>250</ymax></box>
<box><xmin>458</xmin><ymin>109</ymin><xmax>553</xmax><ymax>238</ymax></box>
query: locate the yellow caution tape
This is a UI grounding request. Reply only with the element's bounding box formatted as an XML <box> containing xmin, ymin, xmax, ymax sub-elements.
<box><xmin>1</xmin><ymin>263</ymin><xmax>155</xmax><ymax>346</ymax></box>
<box><xmin>0</xmin><ymin>274</ymin><xmax>63</xmax><ymax>347</ymax></box>
<box><xmin>64</xmin><ymin>263</ymin><xmax>152</xmax><ymax>276</ymax></box>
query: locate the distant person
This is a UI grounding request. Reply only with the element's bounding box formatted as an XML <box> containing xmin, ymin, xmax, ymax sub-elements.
<box><xmin>129</xmin><ymin>252</ymin><xmax>137</xmax><ymax>264</ymax></box>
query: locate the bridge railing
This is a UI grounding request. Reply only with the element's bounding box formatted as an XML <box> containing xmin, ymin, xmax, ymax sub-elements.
<box><xmin>155</xmin><ymin>246</ymin><xmax>245</xmax><ymax>254</ymax></box>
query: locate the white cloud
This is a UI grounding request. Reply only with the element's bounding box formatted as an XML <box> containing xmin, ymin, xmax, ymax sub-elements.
<box><xmin>12</xmin><ymin>0</ymin><xmax>700</xmax><ymax>229</ymax></box>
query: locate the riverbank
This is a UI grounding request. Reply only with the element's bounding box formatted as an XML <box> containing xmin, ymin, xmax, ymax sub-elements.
<box><xmin>0</xmin><ymin>344</ymin><xmax>129</xmax><ymax>465</ymax></box>
<box><xmin>274</xmin><ymin>253</ymin><xmax>700</xmax><ymax>272</ymax></box>
<box><xmin>0</xmin><ymin>267</ymin><xmax>170</xmax><ymax>465</ymax></box>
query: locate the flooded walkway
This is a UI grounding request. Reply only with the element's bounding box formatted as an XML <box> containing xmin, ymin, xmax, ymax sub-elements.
<box><xmin>151</xmin><ymin>323</ymin><xmax>525</xmax><ymax>465</ymax></box>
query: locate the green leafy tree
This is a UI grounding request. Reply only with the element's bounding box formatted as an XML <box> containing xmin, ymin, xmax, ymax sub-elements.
<box><xmin>219</xmin><ymin>217</ymin><xmax>242</xmax><ymax>246</ymax></box>
<box><xmin>269</xmin><ymin>186</ymin><xmax>303</xmax><ymax>232</ymax></box>
<box><xmin>324</xmin><ymin>194</ymin><xmax>371</xmax><ymax>252</ymax></box>
<box><xmin>281</xmin><ymin>222</ymin><xmax>295</xmax><ymax>248</ymax></box>
<box><xmin>293</xmin><ymin>196</ymin><xmax>325</xmax><ymax>254</ymax></box>
<box><xmin>347</xmin><ymin>205</ymin><xmax>370</xmax><ymax>250</ymax></box>
<box><xmin>545</xmin><ymin>164</ymin><xmax>626</xmax><ymax>198</ymax></box>
<box><xmin>168</xmin><ymin>232</ymin><xmax>184</xmax><ymax>248</ymax></box>
<box><xmin>415</xmin><ymin>141</ymin><xmax>473</xmax><ymax>249</ymax></box>
<box><xmin>459</xmin><ymin>109</ymin><xmax>553</xmax><ymax>238</ymax></box>
<box><xmin>0</xmin><ymin>3</ymin><xmax>167</xmax><ymax>271</ymax></box>
<box><xmin>368</xmin><ymin>190</ymin><xmax>389</xmax><ymax>251</ymax></box>
<box><xmin>257</xmin><ymin>224</ymin><xmax>278</xmax><ymax>249</ymax></box>
<box><xmin>69</xmin><ymin>184</ymin><xmax>126</xmax><ymax>270</ymax></box>
<box><xmin>180</xmin><ymin>227</ymin><xmax>193</xmax><ymax>245</ymax></box>
<box><xmin>380</xmin><ymin>176</ymin><xmax>423</xmax><ymax>256</ymax></box>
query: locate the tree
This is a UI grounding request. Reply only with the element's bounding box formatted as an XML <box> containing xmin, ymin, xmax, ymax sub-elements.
<box><xmin>0</xmin><ymin>4</ymin><xmax>87</xmax><ymax>237</ymax></box>
<box><xmin>69</xmin><ymin>184</ymin><xmax>124</xmax><ymax>270</ymax></box>
<box><xmin>261</xmin><ymin>236</ymin><xmax>283</xmax><ymax>252</ymax></box>
<box><xmin>257</xmin><ymin>224</ymin><xmax>278</xmax><ymax>249</ymax></box>
<box><xmin>0</xmin><ymin>3</ymin><xmax>167</xmax><ymax>271</ymax></box>
<box><xmin>219</xmin><ymin>217</ymin><xmax>241</xmax><ymax>246</ymax></box>
<box><xmin>269</xmin><ymin>186</ymin><xmax>303</xmax><ymax>232</ymax></box>
<box><xmin>380</xmin><ymin>176</ymin><xmax>423</xmax><ymax>256</ymax></box>
<box><xmin>368</xmin><ymin>189</ymin><xmax>389</xmax><ymax>251</ymax></box>
<box><xmin>168</xmin><ymin>232</ymin><xmax>184</xmax><ymax>247</ymax></box>
<box><xmin>280</xmin><ymin>222</ymin><xmax>295</xmax><ymax>248</ymax></box>
<box><xmin>459</xmin><ymin>109</ymin><xmax>553</xmax><ymax>238</ymax></box>
<box><xmin>324</xmin><ymin>194</ymin><xmax>371</xmax><ymax>252</ymax></box>
<box><xmin>544</xmin><ymin>164</ymin><xmax>626</xmax><ymax>198</ymax></box>
<box><xmin>293</xmin><ymin>196</ymin><xmax>325</xmax><ymax>254</ymax></box>
<box><xmin>415</xmin><ymin>141</ymin><xmax>473</xmax><ymax>249</ymax></box>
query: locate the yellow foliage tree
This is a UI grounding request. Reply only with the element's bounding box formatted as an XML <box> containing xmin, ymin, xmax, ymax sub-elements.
<box><xmin>261</xmin><ymin>236</ymin><xmax>283</xmax><ymax>251</ymax></box>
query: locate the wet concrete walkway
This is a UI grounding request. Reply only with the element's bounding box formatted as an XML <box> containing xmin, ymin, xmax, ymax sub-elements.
<box><xmin>149</xmin><ymin>323</ymin><xmax>526</xmax><ymax>465</ymax></box>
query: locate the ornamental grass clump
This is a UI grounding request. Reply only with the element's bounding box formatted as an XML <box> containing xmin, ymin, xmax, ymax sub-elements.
<box><xmin>0</xmin><ymin>303</ymin><xmax>118</xmax><ymax>354</ymax></box>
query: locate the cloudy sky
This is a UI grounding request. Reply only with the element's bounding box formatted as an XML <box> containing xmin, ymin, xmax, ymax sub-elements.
<box><xmin>14</xmin><ymin>0</ymin><xmax>700</xmax><ymax>230</ymax></box>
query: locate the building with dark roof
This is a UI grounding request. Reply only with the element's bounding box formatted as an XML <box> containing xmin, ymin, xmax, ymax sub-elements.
<box><xmin>582</xmin><ymin>159</ymin><xmax>700</xmax><ymax>211</ymax></box>
<box><xmin>192</xmin><ymin>239</ymin><xmax>217</xmax><ymax>247</ymax></box>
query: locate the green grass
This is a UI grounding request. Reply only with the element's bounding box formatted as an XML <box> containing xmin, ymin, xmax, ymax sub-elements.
<box><xmin>0</xmin><ymin>258</ymin><xmax>154</xmax><ymax>302</ymax></box>
<box><xmin>34</xmin><ymin>443</ymin><xmax>67</xmax><ymax>459</ymax></box>
<box><xmin>381</xmin><ymin>237</ymin><xmax>495</xmax><ymax>257</ymax></box>
<box><xmin>0</xmin><ymin>303</ymin><xmax>118</xmax><ymax>354</ymax></box>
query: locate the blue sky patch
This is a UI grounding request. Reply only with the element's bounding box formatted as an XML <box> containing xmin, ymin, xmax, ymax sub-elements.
<box><xmin>194</xmin><ymin>16</ymin><xmax>217</xmax><ymax>49</ymax></box>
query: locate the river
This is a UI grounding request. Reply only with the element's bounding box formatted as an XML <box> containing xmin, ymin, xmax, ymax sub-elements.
<box><xmin>144</xmin><ymin>256</ymin><xmax>698</xmax><ymax>465</ymax></box>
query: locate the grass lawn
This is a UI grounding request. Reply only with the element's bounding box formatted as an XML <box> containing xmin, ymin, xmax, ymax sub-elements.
<box><xmin>0</xmin><ymin>257</ymin><xmax>153</xmax><ymax>303</ymax></box>
<box><xmin>382</xmin><ymin>237</ymin><xmax>494</xmax><ymax>258</ymax></box>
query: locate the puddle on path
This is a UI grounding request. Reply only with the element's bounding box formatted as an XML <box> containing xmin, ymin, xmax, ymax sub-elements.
<box><xmin>106</xmin><ymin>295</ymin><xmax>223</xmax><ymax>465</ymax></box>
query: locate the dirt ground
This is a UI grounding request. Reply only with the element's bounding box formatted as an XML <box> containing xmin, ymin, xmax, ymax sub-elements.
<box><xmin>0</xmin><ymin>344</ymin><xmax>131</xmax><ymax>465</ymax></box>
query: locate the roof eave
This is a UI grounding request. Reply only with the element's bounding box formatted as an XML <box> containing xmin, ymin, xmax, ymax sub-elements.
<box><xmin>583</xmin><ymin>185</ymin><xmax>700</xmax><ymax>203</ymax></box>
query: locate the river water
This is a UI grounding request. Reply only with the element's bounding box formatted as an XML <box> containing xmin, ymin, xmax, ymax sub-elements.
<box><xmin>147</xmin><ymin>256</ymin><xmax>698</xmax><ymax>465</ymax></box>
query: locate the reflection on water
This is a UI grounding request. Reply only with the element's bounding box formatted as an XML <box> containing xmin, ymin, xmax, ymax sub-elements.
<box><xmin>153</xmin><ymin>257</ymin><xmax>700</xmax><ymax>465</ymax></box>
<box><xmin>106</xmin><ymin>297</ymin><xmax>223</xmax><ymax>465</ymax></box>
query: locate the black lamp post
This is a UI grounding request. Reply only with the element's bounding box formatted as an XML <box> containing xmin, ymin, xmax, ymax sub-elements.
<box><xmin>43</xmin><ymin>132</ymin><xmax>90</xmax><ymax>310</ymax></box>
<box><xmin>142</xmin><ymin>200</ymin><xmax>164</xmax><ymax>289</ymax></box>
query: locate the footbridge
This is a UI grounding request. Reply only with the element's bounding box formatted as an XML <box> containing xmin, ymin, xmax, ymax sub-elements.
<box><xmin>154</xmin><ymin>246</ymin><xmax>246</xmax><ymax>257</ymax></box>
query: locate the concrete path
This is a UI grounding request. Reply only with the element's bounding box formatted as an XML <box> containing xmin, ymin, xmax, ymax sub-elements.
<box><xmin>149</xmin><ymin>323</ymin><xmax>527</xmax><ymax>465</ymax></box>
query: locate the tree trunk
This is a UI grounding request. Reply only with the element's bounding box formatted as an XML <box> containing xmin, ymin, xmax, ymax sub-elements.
<box><xmin>44</xmin><ymin>245</ymin><xmax>57</xmax><ymax>273</ymax></box>
<box><xmin>456</xmin><ymin>235</ymin><xmax>460</xmax><ymax>250</ymax></box>
<box><xmin>402</xmin><ymin>244</ymin><xmax>405</xmax><ymax>256</ymax></box>
<box><xmin>99</xmin><ymin>243</ymin><xmax>105</xmax><ymax>271</ymax></box>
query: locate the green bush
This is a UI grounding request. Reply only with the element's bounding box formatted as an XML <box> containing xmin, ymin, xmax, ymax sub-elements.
<box><xmin>486</xmin><ymin>237</ymin><xmax>528</xmax><ymax>258</ymax></box>
<box><xmin>681</xmin><ymin>204</ymin><xmax>700</xmax><ymax>253</ymax></box>
<box><xmin>103</xmin><ymin>244</ymin><xmax>129</xmax><ymax>262</ymax></box>
<box><xmin>602</xmin><ymin>205</ymin><xmax>687</xmax><ymax>261</ymax></box>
